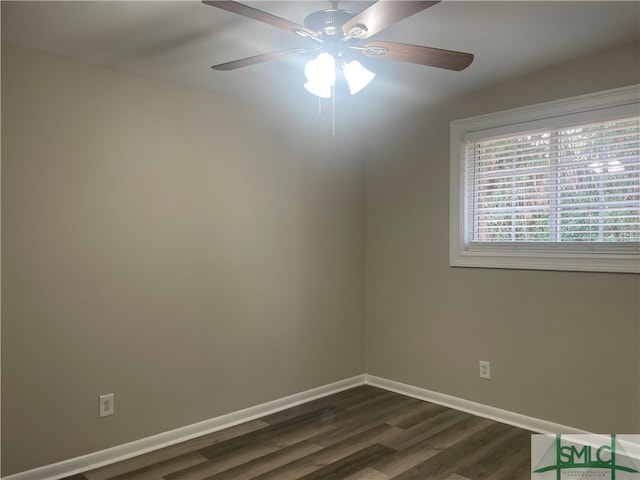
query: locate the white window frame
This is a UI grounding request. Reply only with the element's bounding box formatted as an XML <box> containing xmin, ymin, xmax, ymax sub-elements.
<box><xmin>450</xmin><ymin>85</ymin><xmax>640</xmax><ymax>274</ymax></box>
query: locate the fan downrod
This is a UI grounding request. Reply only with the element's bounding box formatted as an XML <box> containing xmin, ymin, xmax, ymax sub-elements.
<box><xmin>304</xmin><ymin>9</ymin><xmax>357</xmax><ymax>38</ymax></box>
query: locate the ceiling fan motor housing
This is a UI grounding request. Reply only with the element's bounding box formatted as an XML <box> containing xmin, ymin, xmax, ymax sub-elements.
<box><xmin>304</xmin><ymin>9</ymin><xmax>356</xmax><ymax>37</ymax></box>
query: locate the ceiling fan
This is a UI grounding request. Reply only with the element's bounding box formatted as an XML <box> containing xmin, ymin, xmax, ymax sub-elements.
<box><xmin>202</xmin><ymin>0</ymin><xmax>474</xmax><ymax>98</ymax></box>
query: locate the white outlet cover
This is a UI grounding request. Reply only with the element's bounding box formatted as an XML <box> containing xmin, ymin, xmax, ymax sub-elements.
<box><xmin>99</xmin><ymin>393</ymin><xmax>114</xmax><ymax>417</ymax></box>
<box><xmin>479</xmin><ymin>361</ymin><xmax>491</xmax><ymax>380</ymax></box>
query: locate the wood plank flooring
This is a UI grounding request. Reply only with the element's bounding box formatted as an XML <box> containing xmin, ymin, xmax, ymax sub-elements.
<box><xmin>61</xmin><ymin>386</ymin><xmax>533</xmax><ymax>480</ymax></box>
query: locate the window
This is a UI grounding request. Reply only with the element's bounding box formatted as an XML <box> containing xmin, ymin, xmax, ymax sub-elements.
<box><xmin>450</xmin><ymin>86</ymin><xmax>640</xmax><ymax>273</ymax></box>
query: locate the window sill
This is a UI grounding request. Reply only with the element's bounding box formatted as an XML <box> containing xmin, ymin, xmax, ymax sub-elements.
<box><xmin>450</xmin><ymin>248</ymin><xmax>639</xmax><ymax>273</ymax></box>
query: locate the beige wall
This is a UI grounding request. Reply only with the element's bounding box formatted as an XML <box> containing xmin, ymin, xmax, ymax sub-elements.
<box><xmin>364</xmin><ymin>41</ymin><xmax>640</xmax><ymax>434</ymax></box>
<box><xmin>1</xmin><ymin>44</ymin><xmax>364</xmax><ymax>475</ymax></box>
<box><xmin>3</xmin><ymin>38</ymin><xmax>640</xmax><ymax>477</ymax></box>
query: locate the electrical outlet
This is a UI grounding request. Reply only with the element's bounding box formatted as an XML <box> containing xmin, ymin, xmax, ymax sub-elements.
<box><xmin>99</xmin><ymin>393</ymin><xmax>114</xmax><ymax>417</ymax></box>
<box><xmin>479</xmin><ymin>361</ymin><xmax>491</xmax><ymax>379</ymax></box>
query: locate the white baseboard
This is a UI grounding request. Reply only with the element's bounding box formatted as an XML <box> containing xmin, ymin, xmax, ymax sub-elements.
<box><xmin>2</xmin><ymin>375</ymin><xmax>366</xmax><ymax>480</ymax></box>
<box><xmin>365</xmin><ymin>374</ymin><xmax>590</xmax><ymax>435</ymax></box>
<box><xmin>4</xmin><ymin>373</ymin><xmax>589</xmax><ymax>480</ymax></box>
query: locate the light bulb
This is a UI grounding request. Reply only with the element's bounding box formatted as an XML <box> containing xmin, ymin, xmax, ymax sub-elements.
<box><xmin>304</xmin><ymin>53</ymin><xmax>336</xmax><ymax>98</ymax></box>
<box><xmin>342</xmin><ymin>60</ymin><xmax>375</xmax><ymax>95</ymax></box>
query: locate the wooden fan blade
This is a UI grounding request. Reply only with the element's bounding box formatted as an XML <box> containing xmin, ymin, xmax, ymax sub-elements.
<box><xmin>342</xmin><ymin>1</ymin><xmax>439</xmax><ymax>40</ymax></box>
<box><xmin>362</xmin><ymin>41</ymin><xmax>474</xmax><ymax>71</ymax></box>
<box><xmin>212</xmin><ymin>48</ymin><xmax>311</xmax><ymax>71</ymax></box>
<box><xmin>203</xmin><ymin>1</ymin><xmax>320</xmax><ymax>38</ymax></box>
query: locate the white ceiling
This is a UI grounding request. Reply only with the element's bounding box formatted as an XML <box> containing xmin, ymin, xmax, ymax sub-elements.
<box><xmin>2</xmin><ymin>1</ymin><xmax>639</xmax><ymax>126</ymax></box>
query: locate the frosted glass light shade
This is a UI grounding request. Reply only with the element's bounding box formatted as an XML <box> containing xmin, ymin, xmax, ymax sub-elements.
<box><xmin>304</xmin><ymin>53</ymin><xmax>336</xmax><ymax>98</ymax></box>
<box><xmin>304</xmin><ymin>81</ymin><xmax>333</xmax><ymax>98</ymax></box>
<box><xmin>343</xmin><ymin>60</ymin><xmax>375</xmax><ymax>95</ymax></box>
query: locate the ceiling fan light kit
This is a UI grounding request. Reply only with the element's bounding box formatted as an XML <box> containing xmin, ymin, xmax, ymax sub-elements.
<box><xmin>303</xmin><ymin>51</ymin><xmax>376</xmax><ymax>98</ymax></box>
<box><xmin>203</xmin><ymin>0</ymin><xmax>474</xmax><ymax>125</ymax></box>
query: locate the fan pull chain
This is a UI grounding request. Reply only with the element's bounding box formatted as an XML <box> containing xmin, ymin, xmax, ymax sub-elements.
<box><xmin>314</xmin><ymin>91</ymin><xmax>335</xmax><ymax>135</ymax></box>
<box><xmin>332</xmin><ymin>86</ymin><xmax>336</xmax><ymax>136</ymax></box>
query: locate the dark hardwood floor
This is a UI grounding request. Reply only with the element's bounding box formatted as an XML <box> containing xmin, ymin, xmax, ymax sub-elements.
<box><xmin>62</xmin><ymin>385</ymin><xmax>533</xmax><ymax>480</ymax></box>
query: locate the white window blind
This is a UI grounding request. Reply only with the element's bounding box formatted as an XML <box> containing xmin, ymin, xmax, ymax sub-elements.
<box><xmin>465</xmin><ymin>116</ymin><xmax>640</xmax><ymax>244</ymax></box>
<box><xmin>450</xmin><ymin>85</ymin><xmax>640</xmax><ymax>273</ymax></box>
